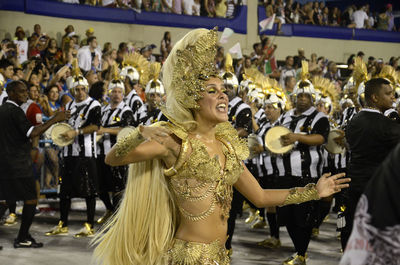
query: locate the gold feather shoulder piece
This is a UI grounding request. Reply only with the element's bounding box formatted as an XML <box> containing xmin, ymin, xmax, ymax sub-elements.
<box><xmin>123</xmin><ymin>52</ymin><xmax>150</xmax><ymax>86</ymax></box>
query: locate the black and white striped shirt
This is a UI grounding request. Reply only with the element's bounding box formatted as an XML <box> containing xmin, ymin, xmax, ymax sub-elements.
<box><xmin>334</xmin><ymin>106</ymin><xmax>358</xmax><ymax>171</ymax></box>
<box><xmin>125</xmin><ymin>89</ymin><xmax>146</xmax><ymax>126</ymax></box>
<box><xmin>228</xmin><ymin>96</ymin><xmax>252</xmax><ymax>134</ymax></box>
<box><xmin>257</xmin><ymin>119</ymin><xmax>280</xmax><ymax>177</ymax></box>
<box><xmin>276</xmin><ymin>106</ymin><xmax>330</xmax><ymax>178</ymax></box>
<box><xmin>254</xmin><ymin>108</ymin><xmax>267</xmax><ymax>127</ymax></box>
<box><xmin>143</xmin><ymin>105</ymin><xmax>168</xmax><ymax>126</ymax></box>
<box><xmin>97</xmin><ymin>101</ymin><xmax>134</xmax><ymax>156</ymax></box>
<box><xmin>63</xmin><ymin>97</ymin><xmax>101</xmax><ymax>158</ymax></box>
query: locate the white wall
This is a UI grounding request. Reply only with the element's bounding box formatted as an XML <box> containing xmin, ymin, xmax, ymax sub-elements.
<box><xmin>0</xmin><ymin>3</ymin><xmax>399</xmax><ymax>63</ymax></box>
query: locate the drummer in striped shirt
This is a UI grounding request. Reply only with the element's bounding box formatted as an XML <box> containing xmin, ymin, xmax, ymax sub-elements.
<box><xmin>255</xmin><ymin>87</ymin><xmax>287</xmax><ymax>249</ymax></box>
<box><xmin>95</xmin><ymin>77</ymin><xmax>134</xmax><ymax>225</ymax></box>
<box><xmin>277</xmin><ymin>74</ymin><xmax>330</xmax><ymax>265</ymax></box>
<box><xmin>45</xmin><ymin>66</ymin><xmax>102</xmax><ymax>238</ymax></box>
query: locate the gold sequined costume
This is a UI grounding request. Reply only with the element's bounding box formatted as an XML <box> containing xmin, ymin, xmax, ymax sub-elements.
<box><xmin>162</xmin><ymin>121</ymin><xmax>248</xmax><ymax>264</ymax></box>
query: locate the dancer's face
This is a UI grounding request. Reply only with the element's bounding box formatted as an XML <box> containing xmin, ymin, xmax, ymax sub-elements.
<box><xmin>196</xmin><ymin>77</ymin><xmax>229</xmax><ymax>124</ymax></box>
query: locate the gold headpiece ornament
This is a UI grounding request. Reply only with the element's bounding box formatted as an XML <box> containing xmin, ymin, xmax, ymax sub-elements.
<box><xmin>122</xmin><ymin>52</ymin><xmax>150</xmax><ymax>86</ymax></box>
<box><xmin>352</xmin><ymin>57</ymin><xmax>369</xmax><ymax>90</ymax></box>
<box><xmin>262</xmin><ymin>76</ymin><xmax>292</xmax><ymax>110</ymax></box>
<box><xmin>378</xmin><ymin>65</ymin><xmax>397</xmax><ymax>86</ymax></box>
<box><xmin>69</xmin><ymin>58</ymin><xmax>89</xmax><ymax>93</ymax></box>
<box><xmin>149</xmin><ymin>62</ymin><xmax>162</xmax><ymax>82</ymax></box>
<box><xmin>111</xmin><ymin>63</ymin><xmax>121</xmax><ymax>81</ymax></box>
<box><xmin>171</xmin><ymin>28</ymin><xmax>218</xmax><ymax>109</ymax></box>
<box><xmin>108</xmin><ymin>63</ymin><xmax>125</xmax><ymax>94</ymax></box>
<box><xmin>224</xmin><ymin>53</ymin><xmax>234</xmax><ymax>73</ymax></box>
<box><xmin>300</xmin><ymin>60</ymin><xmax>310</xmax><ymax>82</ymax></box>
<box><xmin>312</xmin><ymin>76</ymin><xmax>339</xmax><ymax>113</ymax></box>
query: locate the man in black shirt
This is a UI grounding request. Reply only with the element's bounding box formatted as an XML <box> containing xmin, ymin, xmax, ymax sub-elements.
<box><xmin>0</xmin><ymin>81</ymin><xmax>69</xmax><ymax>248</ymax></box>
<box><xmin>341</xmin><ymin>78</ymin><xmax>400</xmax><ymax>249</ymax></box>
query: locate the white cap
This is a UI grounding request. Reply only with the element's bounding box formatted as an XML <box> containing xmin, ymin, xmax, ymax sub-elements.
<box><xmin>108</xmin><ymin>80</ymin><xmax>125</xmax><ymax>94</ymax></box>
<box><xmin>293</xmin><ymin>80</ymin><xmax>316</xmax><ymax>97</ymax></box>
<box><xmin>220</xmin><ymin>71</ymin><xmax>239</xmax><ymax>90</ymax></box>
<box><xmin>265</xmin><ymin>92</ymin><xmax>286</xmax><ymax>110</ymax></box>
<box><xmin>120</xmin><ymin>66</ymin><xmax>139</xmax><ymax>83</ymax></box>
<box><xmin>145</xmin><ymin>79</ymin><xmax>165</xmax><ymax>95</ymax></box>
<box><xmin>67</xmin><ymin>75</ymin><xmax>89</xmax><ymax>91</ymax></box>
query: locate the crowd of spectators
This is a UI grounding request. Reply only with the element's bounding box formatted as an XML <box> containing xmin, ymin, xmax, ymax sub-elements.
<box><xmin>59</xmin><ymin>0</ymin><xmax>242</xmax><ymax>18</ymax></box>
<box><xmin>260</xmin><ymin>0</ymin><xmax>397</xmax><ymax>31</ymax></box>
<box><xmin>2</xmin><ymin>22</ymin><xmax>399</xmax><ymax>121</ymax></box>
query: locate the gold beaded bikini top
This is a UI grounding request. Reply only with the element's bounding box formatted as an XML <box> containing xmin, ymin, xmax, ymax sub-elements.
<box><xmin>161</xmin><ymin>121</ymin><xmax>249</xmax><ymax>222</ymax></box>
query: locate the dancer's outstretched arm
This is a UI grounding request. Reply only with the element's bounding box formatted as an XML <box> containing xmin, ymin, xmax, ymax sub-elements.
<box><xmin>105</xmin><ymin>125</ymin><xmax>175</xmax><ymax>166</ymax></box>
<box><xmin>234</xmin><ymin>163</ymin><xmax>350</xmax><ymax>208</ymax></box>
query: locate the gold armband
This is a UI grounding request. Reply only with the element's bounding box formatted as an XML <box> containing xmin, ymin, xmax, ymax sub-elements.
<box><xmin>115</xmin><ymin>127</ymin><xmax>145</xmax><ymax>157</ymax></box>
<box><xmin>283</xmin><ymin>183</ymin><xmax>320</xmax><ymax>206</ymax></box>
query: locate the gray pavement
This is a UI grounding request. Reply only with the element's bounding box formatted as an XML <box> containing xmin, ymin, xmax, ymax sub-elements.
<box><xmin>0</xmin><ymin>199</ymin><xmax>343</xmax><ymax>265</ymax></box>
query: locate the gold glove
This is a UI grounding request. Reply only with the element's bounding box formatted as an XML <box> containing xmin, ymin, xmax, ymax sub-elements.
<box><xmin>283</xmin><ymin>183</ymin><xmax>320</xmax><ymax>206</ymax></box>
<box><xmin>115</xmin><ymin>127</ymin><xmax>145</xmax><ymax>157</ymax></box>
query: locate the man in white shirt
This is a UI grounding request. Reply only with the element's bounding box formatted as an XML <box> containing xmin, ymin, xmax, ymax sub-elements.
<box><xmin>352</xmin><ymin>5</ymin><xmax>369</xmax><ymax>29</ymax></box>
<box><xmin>13</xmin><ymin>28</ymin><xmax>28</xmax><ymax>65</ymax></box>
<box><xmin>279</xmin><ymin>56</ymin><xmax>296</xmax><ymax>87</ymax></box>
<box><xmin>77</xmin><ymin>36</ymin><xmax>102</xmax><ymax>72</ymax></box>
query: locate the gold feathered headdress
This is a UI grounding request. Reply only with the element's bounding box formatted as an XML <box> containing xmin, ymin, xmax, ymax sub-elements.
<box><xmin>122</xmin><ymin>52</ymin><xmax>150</xmax><ymax>86</ymax></box>
<box><xmin>68</xmin><ymin>58</ymin><xmax>89</xmax><ymax>92</ymax></box>
<box><xmin>352</xmin><ymin>57</ymin><xmax>369</xmax><ymax>90</ymax></box>
<box><xmin>171</xmin><ymin>28</ymin><xmax>218</xmax><ymax>109</ymax></box>
<box><xmin>108</xmin><ymin>63</ymin><xmax>125</xmax><ymax>94</ymax></box>
<box><xmin>312</xmin><ymin>76</ymin><xmax>339</xmax><ymax>114</ymax></box>
<box><xmin>224</xmin><ymin>53</ymin><xmax>234</xmax><ymax>73</ymax></box>
<box><xmin>378</xmin><ymin>65</ymin><xmax>397</xmax><ymax>86</ymax></box>
<box><xmin>293</xmin><ymin>60</ymin><xmax>315</xmax><ymax>97</ymax></box>
<box><xmin>146</xmin><ymin>62</ymin><xmax>165</xmax><ymax>95</ymax></box>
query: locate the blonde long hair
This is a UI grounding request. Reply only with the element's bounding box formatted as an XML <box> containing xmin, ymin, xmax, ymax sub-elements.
<box><xmin>92</xmin><ymin>160</ymin><xmax>176</xmax><ymax>265</ymax></box>
<box><xmin>92</xmin><ymin>29</ymin><xmax>213</xmax><ymax>265</ymax></box>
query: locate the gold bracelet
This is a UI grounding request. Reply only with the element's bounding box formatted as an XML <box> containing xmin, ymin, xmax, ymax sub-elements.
<box><xmin>283</xmin><ymin>183</ymin><xmax>320</xmax><ymax>206</ymax></box>
<box><xmin>115</xmin><ymin>127</ymin><xmax>145</xmax><ymax>157</ymax></box>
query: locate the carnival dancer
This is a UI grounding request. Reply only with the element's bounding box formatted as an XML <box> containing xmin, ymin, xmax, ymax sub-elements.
<box><xmin>341</xmin><ymin>78</ymin><xmax>400</xmax><ymax>250</ymax></box>
<box><xmin>45</xmin><ymin>59</ymin><xmax>102</xmax><ymax>238</ymax></box>
<box><xmin>121</xmin><ymin>52</ymin><xmax>150</xmax><ymax>126</ymax></box>
<box><xmin>96</xmin><ymin>64</ymin><xmax>134</xmax><ymax>224</ymax></box>
<box><xmin>0</xmin><ymin>80</ymin><xmax>69</xmax><ymax>248</ymax></box>
<box><xmin>277</xmin><ymin>61</ymin><xmax>331</xmax><ymax>265</ymax></box>
<box><xmin>92</xmin><ymin>28</ymin><xmax>349</xmax><ymax>265</ymax></box>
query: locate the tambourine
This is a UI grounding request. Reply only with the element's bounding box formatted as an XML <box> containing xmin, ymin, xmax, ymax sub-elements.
<box><xmin>247</xmin><ymin>134</ymin><xmax>260</xmax><ymax>159</ymax></box>
<box><xmin>265</xmin><ymin>126</ymin><xmax>294</xmax><ymax>155</ymax></box>
<box><xmin>50</xmin><ymin>123</ymin><xmax>74</xmax><ymax>147</ymax></box>
<box><xmin>116</xmin><ymin>126</ymin><xmax>136</xmax><ymax>142</ymax></box>
<box><xmin>325</xmin><ymin>129</ymin><xmax>346</xmax><ymax>154</ymax></box>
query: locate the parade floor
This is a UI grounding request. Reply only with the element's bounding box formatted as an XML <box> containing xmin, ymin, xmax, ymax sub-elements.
<box><xmin>0</xmin><ymin>199</ymin><xmax>343</xmax><ymax>265</ymax></box>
